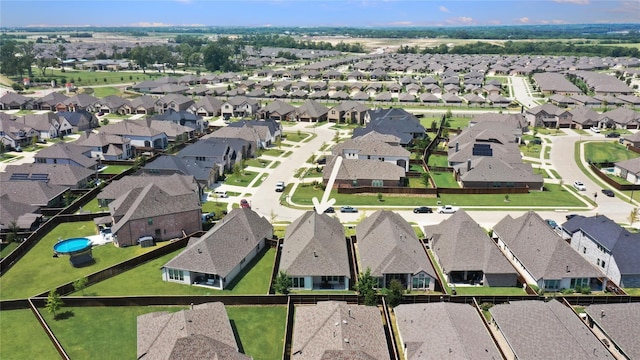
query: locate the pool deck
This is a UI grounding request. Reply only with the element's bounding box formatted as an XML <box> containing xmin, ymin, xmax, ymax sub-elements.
<box><xmin>87</xmin><ymin>234</ymin><xmax>113</xmax><ymax>246</ymax></box>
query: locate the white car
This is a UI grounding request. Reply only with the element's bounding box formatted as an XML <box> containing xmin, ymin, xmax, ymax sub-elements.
<box><xmin>590</xmin><ymin>126</ymin><xmax>601</xmax><ymax>133</ymax></box>
<box><xmin>437</xmin><ymin>205</ymin><xmax>459</xmax><ymax>214</ymax></box>
<box><xmin>275</xmin><ymin>181</ymin><xmax>285</xmax><ymax>192</ymax></box>
<box><xmin>573</xmin><ymin>181</ymin><xmax>586</xmax><ymax>191</ymax></box>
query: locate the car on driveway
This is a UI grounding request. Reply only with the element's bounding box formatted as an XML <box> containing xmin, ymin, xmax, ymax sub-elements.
<box><xmin>565</xmin><ymin>214</ymin><xmax>580</xmax><ymax>220</ymax></box>
<box><xmin>602</xmin><ymin>189</ymin><xmax>615</xmax><ymax>197</ymax></box>
<box><xmin>240</xmin><ymin>199</ymin><xmax>251</xmax><ymax>209</ymax></box>
<box><xmin>340</xmin><ymin>206</ymin><xmax>358</xmax><ymax>213</ymax></box>
<box><xmin>413</xmin><ymin>206</ymin><xmax>433</xmax><ymax>214</ymax></box>
<box><xmin>275</xmin><ymin>181</ymin><xmax>285</xmax><ymax>192</ymax></box>
<box><xmin>573</xmin><ymin>181</ymin><xmax>586</xmax><ymax>191</ymax></box>
<box><xmin>437</xmin><ymin>205</ymin><xmax>458</xmax><ymax>214</ymax></box>
<box><xmin>605</xmin><ymin>132</ymin><xmax>620</xmax><ymax>138</ymax></box>
<box><xmin>590</xmin><ymin>126</ymin><xmax>601</xmax><ymax>133</ymax></box>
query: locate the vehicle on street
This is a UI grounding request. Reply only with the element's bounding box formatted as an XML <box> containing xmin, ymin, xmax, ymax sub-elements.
<box><xmin>573</xmin><ymin>181</ymin><xmax>586</xmax><ymax>191</ymax></box>
<box><xmin>340</xmin><ymin>206</ymin><xmax>358</xmax><ymax>213</ymax></box>
<box><xmin>602</xmin><ymin>189</ymin><xmax>615</xmax><ymax>197</ymax></box>
<box><xmin>413</xmin><ymin>206</ymin><xmax>433</xmax><ymax>214</ymax></box>
<box><xmin>590</xmin><ymin>126</ymin><xmax>601</xmax><ymax>133</ymax></box>
<box><xmin>240</xmin><ymin>199</ymin><xmax>251</xmax><ymax>209</ymax></box>
<box><xmin>213</xmin><ymin>190</ymin><xmax>228</xmax><ymax>198</ymax></box>
<box><xmin>275</xmin><ymin>181</ymin><xmax>285</xmax><ymax>192</ymax></box>
<box><xmin>314</xmin><ymin>206</ymin><xmax>335</xmax><ymax>213</ymax></box>
<box><xmin>565</xmin><ymin>214</ymin><xmax>580</xmax><ymax>220</ymax></box>
<box><xmin>437</xmin><ymin>205</ymin><xmax>458</xmax><ymax>214</ymax></box>
<box><xmin>605</xmin><ymin>132</ymin><xmax>620</xmax><ymax>138</ymax></box>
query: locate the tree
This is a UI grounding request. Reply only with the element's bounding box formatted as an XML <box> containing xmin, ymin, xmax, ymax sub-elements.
<box><xmin>232</xmin><ymin>163</ymin><xmax>242</xmax><ymax>179</ymax></box>
<box><xmin>377</xmin><ymin>192</ymin><xmax>383</xmax><ymax>202</ymax></box>
<box><xmin>73</xmin><ymin>277</ymin><xmax>88</xmax><ymax>295</ymax></box>
<box><xmin>5</xmin><ymin>221</ymin><xmax>20</xmax><ymax>243</ymax></box>
<box><xmin>628</xmin><ymin>208</ymin><xmax>639</xmax><ymax>227</ymax></box>
<box><xmin>130</xmin><ymin>45</ymin><xmax>150</xmax><ymax>73</ymax></box>
<box><xmin>55</xmin><ymin>44</ymin><xmax>67</xmax><ymax>62</ymax></box>
<box><xmin>384</xmin><ymin>278</ymin><xmax>404</xmax><ymax>308</ymax></box>
<box><xmin>421</xmin><ymin>173</ymin><xmax>431</xmax><ymax>188</ymax></box>
<box><xmin>0</xmin><ymin>39</ymin><xmax>22</xmax><ymax>76</ymax></box>
<box><xmin>272</xmin><ymin>271</ymin><xmax>292</xmax><ymax>294</ymax></box>
<box><xmin>45</xmin><ymin>290</ymin><xmax>64</xmax><ymax>319</ymax></box>
<box><xmin>354</xmin><ymin>267</ymin><xmax>378</xmax><ymax>306</ymax></box>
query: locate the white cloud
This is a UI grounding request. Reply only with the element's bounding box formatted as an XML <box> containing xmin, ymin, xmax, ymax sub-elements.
<box><xmin>129</xmin><ymin>22</ymin><xmax>173</xmax><ymax>27</ymax></box>
<box><xmin>388</xmin><ymin>21</ymin><xmax>414</xmax><ymax>26</ymax></box>
<box><xmin>439</xmin><ymin>5</ymin><xmax>450</xmax><ymax>13</ymax></box>
<box><xmin>446</xmin><ymin>16</ymin><xmax>474</xmax><ymax>25</ymax></box>
<box><xmin>519</xmin><ymin>17</ymin><xmax>530</xmax><ymax>23</ymax></box>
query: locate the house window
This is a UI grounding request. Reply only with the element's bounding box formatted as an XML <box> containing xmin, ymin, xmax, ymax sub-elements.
<box><xmin>148</xmin><ymin>218</ymin><xmax>153</xmax><ymax>225</ymax></box>
<box><xmin>601</xmin><ymin>261</ymin><xmax>605</xmax><ymax>268</ymax></box>
<box><xmin>570</xmin><ymin>278</ymin><xmax>589</xmax><ymax>289</ymax></box>
<box><xmin>412</xmin><ymin>273</ymin><xmax>430</xmax><ymax>289</ymax></box>
<box><xmin>372</xmin><ymin>180</ymin><xmax>383</xmax><ymax>187</ymax></box>
<box><xmin>597</xmin><ymin>259</ymin><xmax>600</xmax><ymax>266</ymax></box>
<box><xmin>321</xmin><ymin>276</ymin><xmax>342</xmax><ymax>283</ymax></box>
<box><xmin>168</xmin><ymin>269</ymin><xmax>184</xmax><ymax>281</ymax></box>
<box><xmin>291</xmin><ymin>277</ymin><xmax>305</xmax><ymax>288</ymax></box>
<box><xmin>543</xmin><ymin>279</ymin><xmax>560</xmax><ymax>290</ymax></box>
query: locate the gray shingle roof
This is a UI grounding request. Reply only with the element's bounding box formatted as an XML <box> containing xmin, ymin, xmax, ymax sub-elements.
<box><xmin>492</xmin><ymin>211</ymin><xmax>604</xmax><ymax>280</ymax></box>
<box><xmin>1</xmin><ymin>163</ymin><xmax>94</xmax><ymax>188</ymax></box>
<box><xmin>424</xmin><ymin>210</ymin><xmax>516</xmax><ymax>275</ymax></box>
<box><xmin>137</xmin><ymin>302</ymin><xmax>250</xmax><ymax>360</ymax></box>
<box><xmin>98</xmin><ymin>173</ymin><xmax>199</xmax><ymax>202</ymax></box>
<box><xmin>279</xmin><ymin>211</ymin><xmax>350</xmax><ymax>278</ymax></box>
<box><xmin>490</xmin><ymin>300</ymin><xmax>612</xmax><ymax>360</ymax></box>
<box><xmin>322</xmin><ymin>157</ymin><xmax>405</xmax><ymax>183</ymax></box>
<box><xmin>163</xmin><ymin>208</ymin><xmax>273</xmax><ymax>277</ymax></box>
<box><xmin>356</xmin><ymin>210</ymin><xmax>436</xmax><ymax>278</ymax></box>
<box><xmin>585</xmin><ymin>303</ymin><xmax>640</xmax><ymax>360</ymax></box>
<box><xmin>0</xmin><ymin>181</ymin><xmax>68</xmax><ymax>206</ymax></box>
<box><xmin>292</xmin><ymin>301</ymin><xmax>390</xmax><ymax>360</ymax></box>
<box><xmin>332</xmin><ymin>138</ymin><xmax>409</xmax><ymax>158</ymax></box>
<box><xmin>395</xmin><ymin>303</ymin><xmax>501</xmax><ymax>360</ymax></box>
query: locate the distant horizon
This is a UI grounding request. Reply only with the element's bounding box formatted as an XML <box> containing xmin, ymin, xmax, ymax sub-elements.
<box><xmin>1</xmin><ymin>0</ymin><xmax>638</xmax><ymax>28</ymax></box>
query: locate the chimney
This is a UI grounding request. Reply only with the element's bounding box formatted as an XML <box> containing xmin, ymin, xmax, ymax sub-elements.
<box><xmin>455</xmin><ymin>142</ymin><xmax>459</xmax><ymax>152</ymax></box>
<box><xmin>467</xmin><ymin>159</ymin><xmax>472</xmax><ymax>172</ymax></box>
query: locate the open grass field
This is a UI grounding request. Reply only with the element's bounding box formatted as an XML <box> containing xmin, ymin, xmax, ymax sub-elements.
<box><xmin>77</xmin><ymin>247</ymin><xmax>275</xmax><ymax>296</ymax></box>
<box><xmin>15</xmin><ymin>69</ymin><xmax>165</xmax><ymax>87</ymax></box>
<box><xmin>584</xmin><ymin>141</ymin><xmax>640</xmax><ymax>163</ymax></box>
<box><xmin>91</xmin><ymin>86</ymin><xmax>122</xmax><ymax>98</ymax></box>
<box><xmin>0</xmin><ymin>309</ymin><xmax>59</xmax><ymax>359</ymax></box>
<box><xmin>0</xmin><ymin>221</ymin><xmax>162</xmax><ymax>300</ymax></box>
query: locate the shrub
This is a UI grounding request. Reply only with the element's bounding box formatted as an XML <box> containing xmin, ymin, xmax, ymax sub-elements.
<box><xmin>561</xmin><ymin>288</ymin><xmax>575</xmax><ymax>295</ymax></box>
<box><xmin>479</xmin><ymin>302</ymin><xmax>494</xmax><ymax>311</ymax></box>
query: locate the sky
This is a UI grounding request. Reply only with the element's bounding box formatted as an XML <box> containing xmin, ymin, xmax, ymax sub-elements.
<box><xmin>1</xmin><ymin>0</ymin><xmax>638</xmax><ymax>28</ymax></box>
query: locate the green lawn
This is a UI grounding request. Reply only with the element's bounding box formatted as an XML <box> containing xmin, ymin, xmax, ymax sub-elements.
<box><xmin>0</xmin><ymin>309</ymin><xmax>59</xmax><ymax>360</ymax></box>
<box><xmin>410</xmin><ymin>163</ymin><xmax>426</xmax><ymax>172</ymax></box>
<box><xmin>77</xmin><ymin>247</ymin><xmax>276</xmax><ymax>296</ymax></box>
<box><xmin>282</xmin><ymin>131</ymin><xmax>310</xmax><ymax>142</ymax></box>
<box><xmin>261</xmin><ymin>149</ymin><xmax>286</xmax><ymax>157</ymax></box>
<box><xmin>431</xmin><ymin>171</ymin><xmax>459</xmax><ymax>188</ymax></box>
<box><xmin>453</xmin><ymin>286</ymin><xmax>527</xmax><ymax>295</ymax></box>
<box><xmin>0</xmin><ymin>241</ymin><xmax>18</xmax><ymax>258</ymax></box>
<box><xmin>224</xmin><ymin>170</ymin><xmax>259</xmax><ymax>187</ymax></box>
<box><xmin>584</xmin><ymin>141</ymin><xmax>640</xmax><ymax>163</ymax></box>
<box><xmin>201</xmin><ymin>201</ymin><xmax>230</xmax><ymax>218</ymax></box>
<box><xmin>226</xmin><ymin>306</ymin><xmax>287</xmax><ymax>360</ymax></box>
<box><xmin>0</xmin><ymin>221</ymin><xmax>161</xmax><ymax>300</ymax></box>
<box><xmin>427</xmin><ymin>250</ymin><xmax>451</xmax><ymax>294</ymax></box>
<box><xmin>446</xmin><ymin>117</ymin><xmax>471</xmax><ymax>130</ymax></box>
<box><xmin>42</xmin><ymin>306</ymin><xmax>186</xmax><ymax>359</ymax></box>
<box><xmin>99</xmin><ymin>164</ymin><xmax>131</xmax><ymax>174</ymax></box>
<box><xmin>520</xmin><ymin>144</ymin><xmax>543</xmax><ymax>158</ymax></box>
<box><xmin>245</xmin><ymin>158</ymin><xmax>271</xmax><ymax>168</ymax></box>
<box><xmin>408</xmin><ymin>177</ymin><xmax>429</xmax><ymax>188</ymax></box>
<box><xmin>19</xmin><ymin>69</ymin><xmax>164</xmax><ymax>87</ymax></box>
<box><xmin>92</xmin><ymin>86</ymin><xmax>121</xmax><ymax>98</ymax></box>
<box><xmin>427</xmin><ymin>154</ymin><xmax>449</xmax><ymax>167</ymax></box>
<box><xmin>533</xmin><ymin>167</ymin><xmax>550</xmax><ymax>178</ymax></box>
<box><xmin>78</xmin><ymin>197</ymin><xmax>105</xmax><ymax>213</ymax></box>
<box><xmin>624</xmin><ymin>288</ymin><xmax>640</xmax><ymax>296</ymax></box>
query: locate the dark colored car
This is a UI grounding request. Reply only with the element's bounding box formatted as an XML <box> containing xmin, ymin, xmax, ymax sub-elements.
<box><xmin>413</xmin><ymin>206</ymin><xmax>433</xmax><ymax>214</ymax></box>
<box><xmin>545</xmin><ymin>219</ymin><xmax>559</xmax><ymax>229</ymax></box>
<box><xmin>605</xmin><ymin>132</ymin><xmax>620</xmax><ymax>138</ymax></box>
<box><xmin>313</xmin><ymin>206</ymin><xmax>335</xmax><ymax>213</ymax></box>
<box><xmin>602</xmin><ymin>189</ymin><xmax>615</xmax><ymax>197</ymax></box>
<box><xmin>340</xmin><ymin>206</ymin><xmax>358</xmax><ymax>213</ymax></box>
<box><xmin>531</xmin><ymin>137</ymin><xmax>542</xmax><ymax>145</ymax></box>
<box><xmin>240</xmin><ymin>199</ymin><xmax>251</xmax><ymax>208</ymax></box>
<box><xmin>316</xmin><ymin>157</ymin><xmax>327</xmax><ymax>165</ymax></box>
<box><xmin>565</xmin><ymin>214</ymin><xmax>579</xmax><ymax>220</ymax></box>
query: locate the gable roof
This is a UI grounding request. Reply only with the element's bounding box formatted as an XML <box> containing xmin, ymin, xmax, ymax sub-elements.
<box><xmin>395</xmin><ymin>303</ymin><xmax>501</xmax><ymax>360</ymax></box>
<box><xmin>614</xmin><ymin>157</ymin><xmax>640</xmax><ymax>175</ymax></box>
<box><xmin>424</xmin><ymin>210</ymin><xmax>516</xmax><ymax>275</ymax></box>
<box><xmin>34</xmin><ymin>142</ymin><xmax>98</xmax><ymax>169</ymax></box>
<box><xmin>99</xmin><ymin>173</ymin><xmax>198</xmax><ymax>201</ymax></box>
<box><xmin>490</xmin><ymin>300</ymin><xmax>611</xmax><ymax>360</ymax></box>
<box><xmin>279</xmin><ymin>211</ymin><xmax>350</xmax><ymax>278</ymax></box>
<box><xmin>292</xmin><ymin>301</ymin><xmax>389</xmax><ymax>360</ymax></box>
<box><xmin>163</xmin><ymin>208</ymin><xmax>272</xmax><ymax>277</ymax></box>
<box><xmin>137</xmin><ymin>302</ymin><xmax>250</xmax><ymax>360</ymax></box>
<box><xmin>356</xmin><ymin>210</ymin><xmax>436</xmax><ymax>278</ymax></box>
<box><xmin>332</xmin><ymin>138</ymin><xmax>409</xmax><ymax>158</ymax></box>
<box><xmin>0</xmin><ymin>181</ymin><xmax>68</xmax><ymax>207</ymax></box>
<box><xmin>585</xmin><ymin>303</ymin><xmax>640</xmax><ymax>360</ymax></box>
<box><xmin>100</xmin><ymin>119</ymin><xmax>166</xmax><ymax>138</ymax></box>
<box><xmin>492</xmin><ymin>211</ymin><xmax>604</xmax><ymax>280</ymax></box>
<box><xmin>1</xmin><ymin>163</ymin><xmax>94</xmax><ymax>188</ymax></box>
<box><xmin>322</xmin><ymin>157</ymin><xmax>405</xmax><ymax>182</ymax></box>
<box><xmin>295</xmin><ymin>99</ymin><xmax>329</xmax><ymax>118</ymax></box>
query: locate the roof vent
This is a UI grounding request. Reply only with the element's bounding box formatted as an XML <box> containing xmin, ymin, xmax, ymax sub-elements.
<box><xmin>342</xmin><ymin>319</ymin><xmax>348</xmax><ymax>324</ymax></box>
<box><xmin>344</xmin><ymin>338</ymin><xmax>349</xmax><ymax>343</ymax></box>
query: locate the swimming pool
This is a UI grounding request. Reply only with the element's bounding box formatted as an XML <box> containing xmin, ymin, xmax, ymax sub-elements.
<box><xmin>53</xmin><ymin>237</ymin><xmax>92</xmax><ymax>255</ymax></box>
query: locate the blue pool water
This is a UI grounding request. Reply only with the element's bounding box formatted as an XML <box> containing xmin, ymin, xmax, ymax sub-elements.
<box><xmin>53</xmin><ymin>238</ymin><xmax>92</xmax><ymax>254</ymax></box>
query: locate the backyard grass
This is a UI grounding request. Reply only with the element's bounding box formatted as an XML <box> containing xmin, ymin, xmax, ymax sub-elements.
<box><xmin>91</xmin><ymin>86</ymin><xmax>121</xmax><ymax>98</ymax></box>
<box><xmin>584</xmin><ymin>141</ymin><xmax>640</xmax><ymax>164</ymax></box>
<box><xmin>445</xmin><ymin>117</ymin><xmax>471</xmax><ymax>130</ymax></box>
<box><xmin>427</xmin><ymin>250</ymin><xmax>451</xmax><ymax>294</ymax></box>
<box><xmin>0</xmin><ymin>309</ymin><xmax>59</xmax><ymax>359</ymax></box>
<box><xmin>201</xmin><ymin>200</ymin><xmax>231</xmax><ymax>216</ymax></box>
<box><xmin>99</xmin><ymin>164</ymin><xmax>132</xmax><ymax>174</ymax></box>
<box><xmin>408</xmin><ymin>177</ymin><xmax>429</xmax><ymax>188</ymax></box>
<box><xmin>41</xmin><ymin>306</ymin><xmax>186</xmax><ymax>359</ymax></box>
<box><xmin>224</xmin><ymin>170</ymin><xmax>259</xmax><ymax>187</ymax></box>
<box><xmin>78</xmin><ymin>197</ymin><xmax>105</xmax><ymax>213</ymax></box>
<box><xmin>0</xmin><ymin>241</ymin><xmax>19</xmax><ymax>258</ymax></box>
<box><xmin>430</xmin><ymin>171</ymin><xmax>459</xmax><ymax>188</ymax></box>
<box><xmin>520</xmin><ymin>143</ymin><xmax>543</xmax><ymax>158</ymax></box>
<box><xmin>453</xmin><ymin>286</ymin><xmax>527</xmax><ymax>296</ymax></box>
<box><xmin>77</xmin><ymin>247</ymin><xmax>275</xmax><ymax>296</ymax></box>
<box><xmin>410</xmin><ymin>163</ymin><xmax>426</xmax><ymax>172</ymax></box>
<box><xmin>0</xmin><ymin>221</ymin><xmax>162</xmax><ymax>300</ymax></box>
<box><xmin>427</xmin><ymin>154</ymin><xmax>449</xmax><ymax>167</ymax></box>
<box><xmin>533</xmin><ymin>167</ymin><xmax>550</xmax><ymax>178</ymax></box>
<box><xmin>226</xmin><ymin>306</ymin><xmax>287</xmax><ymax>360</ymax></box>
<box><xmin>624</xmin><ymin>288</ymin><xmax>640</xmax><ymax>296</ymax></box>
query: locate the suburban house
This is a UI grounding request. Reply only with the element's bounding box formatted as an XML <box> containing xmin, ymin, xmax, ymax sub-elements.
<box><xmin>94</xmin><ymin>95</ymin><xmax>129</xmax><ymax>114</ymax></box>
<box><xmin>489</xmin><ymin>300</ymin><xmax>611</xmax><ymax>360</ymax></box>
<box><xmin>56</xmin><ymin>110</ymin><xmax>98</xmax><ymax>132</ymax></box>
<box><xmin>0</xmin><ymin>117</ymin><xmax>38</xmax><ymax>150</ymax></box>
<box><xmin>332</xmin><ymin>138</ymin><xmax>410</xmax><ymax>172</ymax></box>
<box><xmin>492</xmin><ymin>211</ymin><xmax>607</xmax><ymax>292</ymax></box>
<box><xmin>97</xmin><ymin>173</ymin><xmax>201</xmax><ymax>208</ymax></box>
<box><xmin>137</xmin><ymin>302</ymin><xmax>250</xmax><ymax>360</ymax></box>
<box><xmin>221</xmin><ymin>96</ymin><xmax>260</xmax><ymax>119</ymax></box>
<box><xmin>279</xmin><ymin>211</ymin><xmax>351</xmax><ymax>290</ymax></box>
<box><xmin>33</xmin><ymin>92</ymin><xmax>68</xmax><ymax>111</ymax></box>
<box><xmin>125</xmin><ymin>95</ymin><xmax>156</xmax><ymax>115</ymax></box>
<box><xmin>356</xmin><ymin>210</ymin><xmax>437</xmax><ymax>291</ymax></box>
<box><xmin>108</xmin><ymin>182</ymin><xmax>201</xmax><ymax>247</ymax></box>
<box><xmin>147</xmin><ymin>120</ymin><xmax>195</xmax><ymax>143</ymax></box>
<box><xmin>570</xmin><ymin>106</ymin><xmax>601</xmax><ymax>129</ymax></box>
<box><xmin>612</xmin><ymin>157</ymin><xmax>640</xmax><ymax>184</ymax></box>
<box><xmin>292</xmin><ymin>99</ymin><xmax>329</xmax><ymax>122</ymax></box>
<box><xmin>0</xmin><ymin>181</ymin><xmax>69</xmax><ymax>208</ymax></box>
<box><xmin>206</xmin><ymin>123</ymin><xmax>264</xmax><ymax>150</ymax></box>
<box><xmin>63</xmin><ymin>93</ymin><xmax>98</xmax><ymax>112</ymax></box>
<box><xmin>424</xmin><ymin>210</ymin><xmax>519</xmax><ymax>287</ymax></box>
<box><xmin>620</xmin><ymin>132</ymin><xmax>640</xmax><ymax>148</ymax></box>
<box><xmin>259</xmin><ymin>100</ymin><xmax>296</xmax><ymax>121</ymax></box>
<box><xmin>584</xmin><ymin>303</ymin><xmax>640</xmax><ymax>360</ymax></box>
<box><xmin>562</xmin><ymin>215</ymin><xmax>640</xmax><ymax>288</ymax></box>
<box><xmin>291</xmin><ymin>301</ymin><xmax>390</xmax><ymax>360</ymax></box>
<box><xmin>395</xmin><ymin>303</ymin><xmax>502</xmax><ymax>360</ymax></box>
<box><xmin>73</xmin><ymin>131</ymin><xmax>132</xmax><ymax>160</ymax></box>
<box><xmin>1</xmin><ymin>163</ymin><xmax>95</xmax><ymax>189</ymax></box>
<box><xmin>322</xmin><ymin>155</ymin><xmax>406</xmax><ymax>188</ymax></box>
<box><xmin>100</xmin><ymin>119</ymin><xmax>169</xmax><ymax>152</ymax></box>
<box><xmin>533</xmin><ymin>72</ymin><xmax>582</xmax><ymax>95</ymax></box>
<box><xmin>150</xmin><ymin>109</ymin><xmax>206</xmax><ymax>133</ymax></box>
<box><xmin>176</xmin><ymin>138</ymin><xmax>235</xmax><ymax>178</ymax></box>
<box><xmin>0</xmin><ymin>92</ymin><xmax>33</xmax><ymax>110</ymax></box>
<box><xmin>357</xmin><ymin>108</ymin><xmax>425</xmax><ymax>146</ymax></box>
<box><xmin>34</xmin><ymin>143</ymin><xmax>99</xmax><ymax>170</ymax></box>
<box><xmin>17</xmin><ymin>112</ymin><xmax>73</xmax><ymax>139</ymax></box>
<box><xmin>598</xmin><ymin>107</ymin><xmax>640</xmax><ymax>130</ymax></box>
<box><xmin>154</xmin><ymin>93</ymin><xmax>195</xmax><ymax>114</ymax></box>
<box><xmin>140</xmin><ymin>155</ymin><xmax>219</xmax><ymax>189</ymax></box>
<box><xmin>189</xmin><ymin>95</ymin><xmax>223</xmax><ymax>117</ymax></box>
<box><xmin>448</xmin><ymin>121</ymin><xmax>543</xmax><ymax>189</ymax></box>
<box><xmin>327</xmin><ymin>101</ymin><xmax>370</xmax><ymax>124</ymax></box>
<box><xmin>525</xmin><ymin>103</ymin><xmax>573</xmax><ymax>128</ymax></box>
<box><xmin>162</xmin><ymin>208</ymin><xmax>273</xmax><ymax>289</ymax></box>
<box><xmin>0</xmin><ymin>194</ymin><xmax>42</xmax><ymax>234</ymax></box>
<box><xmin>227</xmin><ymin>119</ymin><xmax>281</xmax><ymax>147</ymax></box>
